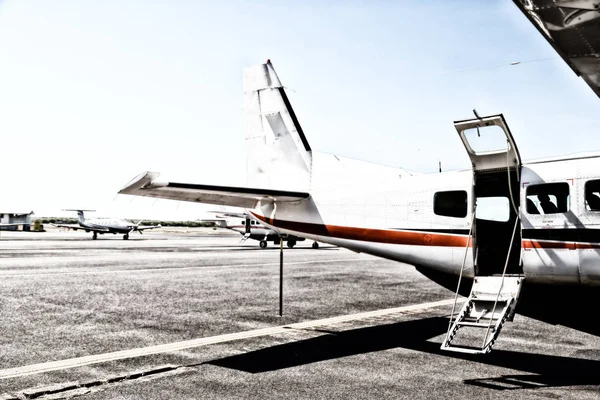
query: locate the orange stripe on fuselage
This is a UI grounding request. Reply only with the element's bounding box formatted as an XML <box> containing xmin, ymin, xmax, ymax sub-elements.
<box><xmin>252</xmin><ymin>212</ymin><xmax>600</xmax><ymax>249</ymax></box>
<box><xmin>250</xmin><ymin>212</ymin><xmax>470</xmax><ymax>247</ymax></box>
<box><xmin>523</xmin><ymin>239</ymin><xmax>600</xmax><ymax>250</ymax></box>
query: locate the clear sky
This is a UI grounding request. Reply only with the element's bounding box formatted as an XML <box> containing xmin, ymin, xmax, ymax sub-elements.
<box><xmin>1</xmin><ymin>0</ymin><xmax>598</xmax><ymax>220</ymax></box>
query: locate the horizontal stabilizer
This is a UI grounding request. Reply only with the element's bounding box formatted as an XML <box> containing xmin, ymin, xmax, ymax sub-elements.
<box><xmin>118</xmin><ymin>172</ymin><xmax>310</xmax><ymax>208</ymax></box>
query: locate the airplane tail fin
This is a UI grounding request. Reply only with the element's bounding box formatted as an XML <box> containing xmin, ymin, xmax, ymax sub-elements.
<box><xmin>244</xmin><ymin>60</ymin><xmax>312</xmax><ymax>192</ymax></box>
<box><xmin>63</xmin><ymin>209</ymin><xmax>95</xmax><ymax>224</ymax></box>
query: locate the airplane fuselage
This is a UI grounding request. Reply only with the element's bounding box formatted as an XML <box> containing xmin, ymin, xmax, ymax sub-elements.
<box><xmin>80</xmin><ymin>218</ymin><xmax>138</xmax><ymax>234</ymax></box>
<box><xmin>250</xmin><ymin>151</ymin><xmax>600</xmax><ymax>287</ymax></box>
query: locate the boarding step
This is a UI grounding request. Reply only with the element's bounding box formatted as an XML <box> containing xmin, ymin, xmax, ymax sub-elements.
<box><xmin>239</xmin><ymin>233</ymin><xmax>251</xmax><ymax>243</ymax></box>
<box><xmin>441</xmin><ymin>275</ymin><xmax>523</xmax><ymax>355</ymax></box>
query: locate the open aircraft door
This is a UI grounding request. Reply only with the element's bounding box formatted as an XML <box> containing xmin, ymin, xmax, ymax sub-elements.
<box><xmin>442</xmin><ymin>114</ymin><xmax>524</xmax><ymax>354</ymax></box>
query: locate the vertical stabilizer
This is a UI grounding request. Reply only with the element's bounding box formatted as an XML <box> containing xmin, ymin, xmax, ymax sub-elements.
<box><xmin>63</xmin><ymin>209</ymin><xmax>95</xmax><ymax>224</ymax></box>
<box><xmin>244</xmin><ymin>60</ymin><xmax>312</xmax><ymax>192</ymax></box>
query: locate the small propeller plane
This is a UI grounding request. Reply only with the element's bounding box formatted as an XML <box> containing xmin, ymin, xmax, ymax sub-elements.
<box><xmin>118</xmin><ymin>2</ymin><xmax>600</xmax><ymax>354</ymax></box>
<box><xmin>53</xmin><ymin>209</ymin><xmax>161</xmax><ymax>240</ymax></box>
<box><xmin>201</xmin><ymin>209</ymin><xmax>318</xmax><ymax>249</ymax></box>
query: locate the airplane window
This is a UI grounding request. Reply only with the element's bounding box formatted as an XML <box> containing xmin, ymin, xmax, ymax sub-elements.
<box><xmin>525</xmin><ymin>182</ymin><xmax>569</xmax><ymax>215</ymax></box>
<box><xmin>585</xmin><ymin>180</ymin><xmax>600</xmax><ymax>211</ymax></box>
<box><xmin>434</xmin><ymin>191</ymin><xmax>468</xmax><ymax>218</ymax></box>
<box><xmin>476</xmin><ymin>197</ymin><xmax>509</xmax><ymax>222</ymax></box>
<box><xmin>251</xmin><ymin>221</ymin><xmax>255</xmax><ymax>225</ymax></box>
<box><xmin>241</xmin><ymin>220</ymin><xmax>246</xmax><ymax>225</ymax></box>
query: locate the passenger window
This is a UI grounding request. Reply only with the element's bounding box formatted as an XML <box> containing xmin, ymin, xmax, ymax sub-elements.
<box><xmin>476</xmin><ymin>197</ymin><xmax>509</xmax><ymax>222</ymax></box>
<box><xmin>434</xmin><ymin>191</ymin><xmax>468</xmax><ymax>218</ymax></box>
<box><xmin>585</xmin><ymin>180</ymin><xmax>600</xmax><ymax>211</ymax></box>
<box><xmin>241</xmin><ymin>220</ymin><xmax>246</xmax><ymax>225</ymax></box>
<box><xmin>251</xmin><ymin>221</ymin><xmax>255</xmax><ymax>225</ymax></box>
<box><xmin>526</xmin><ymin>182</ymin><xmax>570</xmax><ymax>215</ymax></box>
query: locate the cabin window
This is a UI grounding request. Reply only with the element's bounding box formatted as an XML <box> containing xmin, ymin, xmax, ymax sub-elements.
<box><xmin>525</xmin><ymin>182</ymin><xmax>570</xmax><ymax>215</ymax></box>
<box><xmin>434</xmin><ymin>190</ymin><xmax>468</xmax><ymax>218</ymax></box>
<box><xmin>585</xmin><ymin>180</ymin><xmax>600</xmax><ymax>211</ymax></box>
<box><xmin>250</xmin><ymin>220</ymin><xmax>255</xmax><ymax>225</ymax></box>
<box><xmin>241</xmin><ymin>220</ymin><xmax>246</xmax><ymax>225</ymax></box>
<box><xmin>476</xmin><ymin>196</ymin><xmax>510</xmax><ymax>222</ymax></box>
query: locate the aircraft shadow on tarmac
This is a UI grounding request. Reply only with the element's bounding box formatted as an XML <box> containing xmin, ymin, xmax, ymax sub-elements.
<box><xmin>207</xmin><ymin>317</ymin><xmax>600</xmax><ymax>390</ymax></box>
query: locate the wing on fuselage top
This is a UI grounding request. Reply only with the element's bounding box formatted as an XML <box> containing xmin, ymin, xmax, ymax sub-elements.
<box><xmin>513</xmin><ymin>0</ymin><xmax>600</xmax><ymax>98</ymax></box>
<box><xmin>118</xmin><ymin>172</ymin><xmax>310</xmax><ymax>208</ymax></box>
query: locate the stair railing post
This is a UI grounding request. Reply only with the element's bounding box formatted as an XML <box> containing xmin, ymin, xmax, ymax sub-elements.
<box><xmin>445</xmin><ymin>207</ymin><xmax>477</xmax><ymax>341</ymax></box>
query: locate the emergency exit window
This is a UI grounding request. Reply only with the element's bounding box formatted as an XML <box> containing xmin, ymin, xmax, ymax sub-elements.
<box><xmin>434</xmin><ymin>191</ymin><xmax>468</xmax><ymax>218</ymax></box>
<box><xmin>585</xmin><ymin>180</ymin><xmax>600</xmax><ymax>211</ymax></box>
<box><xmin>526</xmin><ymin>182</ymin><xmax>569</xmax><ymax>215</ymax></box>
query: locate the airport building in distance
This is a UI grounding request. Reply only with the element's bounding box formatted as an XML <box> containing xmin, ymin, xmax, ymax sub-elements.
<box><xmin>0</xmin><ymin>211</ymin><xmax>34</xmax><ymax>231</ymax></box>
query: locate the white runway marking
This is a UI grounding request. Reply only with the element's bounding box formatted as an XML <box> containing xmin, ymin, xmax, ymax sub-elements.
<box><xmin>0</xmin><ymin>258</ymin><xmax>370</xmax><ymax>278</ymax></box>
<box><xmin>0</xmin><ymin>298</ymin><xmax>455</xmax><ymax>380</ymax></box>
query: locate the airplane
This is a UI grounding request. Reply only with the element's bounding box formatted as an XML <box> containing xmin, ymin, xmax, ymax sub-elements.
<box><xmin>53</xmin><ymin>209</ymin><xmax>161</xmax><ymax>240</ymax></box>
<box><xmin>118</xmin><ymin>3</ymin><xmax>600</xmax><ymax>355</ymax></box>
<box><xmin>201</xmin><ymin>209</ymin><xmax>319</xmax><ymax>249</ymax></box>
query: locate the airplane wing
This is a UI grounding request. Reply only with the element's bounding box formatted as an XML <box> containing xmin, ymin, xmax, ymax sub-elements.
<box><xmin>118</xmin><ymin>172</ymin><xmax>310</xmax><ymax>208</ymax></box>
<box><xmin>52</xmin><ymin>223</ymin><xmax>110</xmax><ymax>233</ymax></box>
<box><xmin>213</xmin><ymin>211</ymin><xmax>248</xmax><ymax>219</ymax></box>
<box><xmin>513</xmin><ymin>0</ymin><xmax>600</xmax><ymax>98</ymax></box>
<box><xmin>135</xmin><ymin>224</ymin><xmax>161</xmax><ymax>232</ymax></box>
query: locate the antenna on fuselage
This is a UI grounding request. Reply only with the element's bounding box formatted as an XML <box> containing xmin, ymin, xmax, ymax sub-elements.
<box><xmin>439</xmin><ymin>160</ymin><xmax>442</xmax><ymax>173</ymax></box>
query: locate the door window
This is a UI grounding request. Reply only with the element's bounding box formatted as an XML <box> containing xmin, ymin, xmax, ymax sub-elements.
<box><xmin>463</xmin><ymin>125</ymin><xmax>509</xmax><ymax>155</ymax></box>
<box><xmin>476</xmin><ymin>196</ymin><xmax>510</xmax><ymax>222</ymax></box>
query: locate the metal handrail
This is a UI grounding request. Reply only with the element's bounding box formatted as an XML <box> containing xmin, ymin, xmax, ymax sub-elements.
<box><xmin>481</xmin><ymin>216</ymin><xmax>519</xmax><ymax>349</ymax></box>
<box><xmin>445</xmin><ymin>208</ymin><xmax>476</xmax><ymax>340</ymax></box>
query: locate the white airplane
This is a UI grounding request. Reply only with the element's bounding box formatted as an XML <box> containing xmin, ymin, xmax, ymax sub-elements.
<box><xmin>53</xmin><ymin>209</ymin><xmax>161</xmax><ymax>240</ymax></box>
<box><xmin>118</xmin><ymin>4</ymin><xmax>600</xmax><ymax>354</ymax></box>
<box><xmin>202</xmin><ymin>210</ymin><xmax>318</xmax><ymax>249</ymax></box>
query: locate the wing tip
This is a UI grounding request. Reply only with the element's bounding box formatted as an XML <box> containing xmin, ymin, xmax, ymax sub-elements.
<box><xmin>119</xmin><ymin>171</ymin><xmax>160</xmax><ymax>195</ymax></box>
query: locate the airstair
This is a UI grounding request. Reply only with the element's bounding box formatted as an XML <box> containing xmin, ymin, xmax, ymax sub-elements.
<box><xmin>239</xmin><ymin>232</ymin><xmax>251</xmax><ymax>243</ymax></box>
<box><xmin>442</xmin><ymin>113</ymin><xmax>526</xmax><ymax>354</ymax></box>
<box><xmin>441</xmin><ymin>275</ymin><xmax>522</xmax><ymax>354</ymax></box>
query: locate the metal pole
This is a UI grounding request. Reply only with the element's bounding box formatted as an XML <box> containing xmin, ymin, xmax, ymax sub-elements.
<box><xmin>279</xmin><ymin>237</ymin><xmax>283</xmax><ymax>317</ymax></box>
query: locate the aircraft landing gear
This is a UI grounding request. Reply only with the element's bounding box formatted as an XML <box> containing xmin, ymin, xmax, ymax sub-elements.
<box><xmin>312</xmin><ymin>242</ymin><xmax>319</xmax><ymax>249</ymax></box>
<box><xmin>123</xmin><ymin>233</ymin><xmax>129</xmax><ymax>240</ymax></box>
<box><xmin>287</xmin><ymin>240</ymin><xmax>296</xmax><ymax>249</ymax></box>
<box><xmin>259</xmin><ymin>240</ymin><xmax>267</xmax><ymax>249</ymax></box>
<box><xmin>92</xmin><ymin>232</ymin><xmax>98</xmax><ymax>240</ymax></box>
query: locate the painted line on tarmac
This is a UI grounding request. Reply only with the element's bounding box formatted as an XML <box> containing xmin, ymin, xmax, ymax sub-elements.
<box><xmin>0</xmin><ymin>298</ymin><xmax>455</xmax><ymax>380</ymax></box>
<box><xmin>0</xmin><ymin>258</ymin><xmax>372</xmax><ymax>278</ymax></box>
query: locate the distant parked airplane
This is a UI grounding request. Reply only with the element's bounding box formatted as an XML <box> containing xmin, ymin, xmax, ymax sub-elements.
<box><xmin>202</xmin><ymin>210</ymin><xmax>317</xmax><ymax>249</ymax></box>
<box><xmin>53</xmin><ymin>209</ymin><xmax>161</xmax><ymax>240</ymax></box>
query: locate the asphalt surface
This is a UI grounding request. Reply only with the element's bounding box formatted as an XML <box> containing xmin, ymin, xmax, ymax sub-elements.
<box><xmin>0</xmin><ymin>230</ymin><xmax>599</xmax><ymax>399</ymax></box>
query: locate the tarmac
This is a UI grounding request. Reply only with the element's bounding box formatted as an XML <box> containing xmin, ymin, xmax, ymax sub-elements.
<box><xmin>0</xmin><ymin>229</ymin><xmax>599</xmax><ymax>399</ymax></box>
